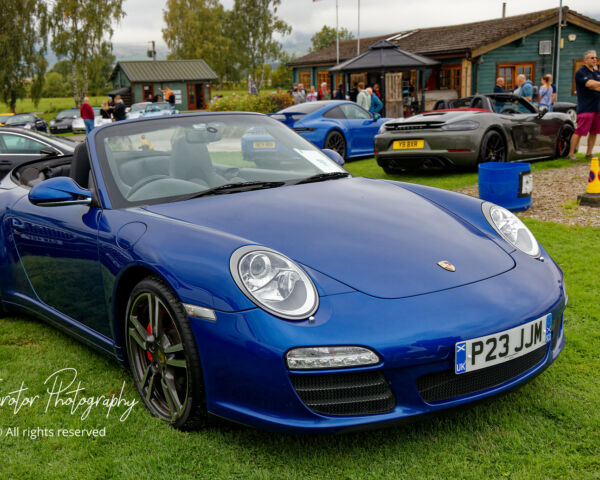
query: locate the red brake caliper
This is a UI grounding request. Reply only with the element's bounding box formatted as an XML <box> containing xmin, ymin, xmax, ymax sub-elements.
<box><xmin>146</xmin><ymin>323</ymin><xmax>153</xmax><ymax>362</ymax></box>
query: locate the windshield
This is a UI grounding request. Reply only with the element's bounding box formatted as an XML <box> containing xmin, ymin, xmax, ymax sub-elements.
<box><xmin>5</xmin><ymin>114</ymin><xmax>35</xmax><ymax>125</ymax></box>
<box><xmin>146</xmin><ymin>103</ymin><xmax>171</xmax><ymax>112</ymax></box>
<box><xmin>131</xmin><ymin>103</ymin><xmax>149</xmax><ymax>112</ymax></box>
<box><xmin>94</xmin><ymin>113</ymin><xmax>346</xmax><ymax>209</ymax></box>
<box><xmin>0</xmin><ymin>114</ymin><xmax>13</xmax><ymax>123</ymax></box>
<box><xmin>56</xmin><ymin>110</ymin><xmax>79</xmax><ymax>120</ymax></box>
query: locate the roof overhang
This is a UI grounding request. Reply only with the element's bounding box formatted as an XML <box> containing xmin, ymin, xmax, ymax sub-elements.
<box><xmin>471</xmin><ymin>11</ymin><xmax>600</xmax><ymax>58</ymax></box>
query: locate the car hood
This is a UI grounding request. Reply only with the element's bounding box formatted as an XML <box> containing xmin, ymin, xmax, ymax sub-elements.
<box><xmin>143</xmin><ymin>177</ymin><xmax>515</xmax><ymax>298</ymax></box>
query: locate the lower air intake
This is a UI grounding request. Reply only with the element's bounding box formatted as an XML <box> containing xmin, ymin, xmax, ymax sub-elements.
<box><xmin>417</xmin><ymin>345</ymin><xmax>547</xmax><ymax>403</ymax></box>
<box><xmin>290</xmin><ymin>371</ymin><xmax>395</xmax><ymax>416</ymax></box>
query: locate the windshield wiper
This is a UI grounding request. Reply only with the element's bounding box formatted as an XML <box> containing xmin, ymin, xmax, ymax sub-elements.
<box><xmin>293</xmin><ymin>171</ymin><xmax>350</xmax><ymax>185</ymax></box>
<box><xmin>185</xmin><ymin>181</ymin><xmax>286</xmax><ymax>199</ymax></box>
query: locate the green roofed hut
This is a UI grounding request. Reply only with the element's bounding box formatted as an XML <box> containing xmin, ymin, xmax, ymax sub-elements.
<box><xmin>109</xmin><ymin>60</ymin><xmax>218</xmax><ymax>110</ymax></box>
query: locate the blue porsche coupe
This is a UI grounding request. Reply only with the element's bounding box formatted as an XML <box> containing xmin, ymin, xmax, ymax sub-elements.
<box><xmin>270</xmin><ymin>100</ymin><xmax>389</xmax><ymax>159</ymax></box>
<box><xmin>0</xmin><ymin>112</ymin><xmax>566</xmax><ymax>432</ymax></box>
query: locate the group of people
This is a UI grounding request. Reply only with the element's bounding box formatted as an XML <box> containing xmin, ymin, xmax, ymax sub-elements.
<box><xmin>291</xmin><ymin>82</ymin><xmax>343</xmax><ymax>103</ymax></box>
<box><xmin>290</xmin><ymin>81</ymin><xmax>384</xmax><ymax>115</ymax></box>
<box><xmin>494</xmin><ymin>73</ymin><xmax>557</xmax><ymax>109</ymax></box>
<box><xmin>79</xmin><ymin>94</ymin><xmax>127</xmax><ymax>134</ymax></box>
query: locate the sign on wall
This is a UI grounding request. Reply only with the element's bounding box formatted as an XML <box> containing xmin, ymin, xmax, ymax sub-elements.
<box><xmin>172</xmin><ymin>90</ymin><xmax>183</xmax><ymax>104</ymax></box>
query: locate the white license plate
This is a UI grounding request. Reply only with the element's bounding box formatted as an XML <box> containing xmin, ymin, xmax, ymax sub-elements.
<box><xmin>455</xmin><ymin>314</ymin><xmax>551</xmax><ymax>374</ymax></box>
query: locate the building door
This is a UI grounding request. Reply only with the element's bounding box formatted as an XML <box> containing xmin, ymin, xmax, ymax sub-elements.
<box><xmin>142</xmin><ymin>84</ymin><xmax>154</xmax><ymax>102</ymax></box>
<box><xmin>187</xmin><ymin>84</ymin><xmax>197</xmax><ymax>110</ymax></box>
<box><xmin>385</xmin><ymin>72</ymin><xmax>403</xmax><ymax>118</ymax></box>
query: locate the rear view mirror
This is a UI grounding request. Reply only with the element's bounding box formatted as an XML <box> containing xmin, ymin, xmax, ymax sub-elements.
<box><xmin>322</xmin><ymin>148</ymin><xmax>345</xmax><ymax>166</ymax></box>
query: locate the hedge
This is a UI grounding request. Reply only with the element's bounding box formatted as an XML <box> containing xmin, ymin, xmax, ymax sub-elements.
<box><xmin>207</xmin><ymin>92</ymin><xmax>294</xmax><ymax>114</ymax></box>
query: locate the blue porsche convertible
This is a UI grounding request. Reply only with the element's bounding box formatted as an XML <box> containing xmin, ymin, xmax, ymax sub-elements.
<box><xmin>270</xmin><ymin>100</ymin><xmax>389</xmax><ymax>159</ymax></box>
<box><xmin>0</xmin><ymin>112</ymin><xmax>566</xmax><ymax>432</ymax></box>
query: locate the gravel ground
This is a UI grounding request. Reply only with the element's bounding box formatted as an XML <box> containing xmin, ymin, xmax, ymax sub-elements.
<box><xmin>457</xmin><ymin>162</ymin><xmax>600</xmax><ymax>227</ymax></box>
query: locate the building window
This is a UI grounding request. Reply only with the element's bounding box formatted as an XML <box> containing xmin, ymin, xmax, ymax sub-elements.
<box><xmin>316</xmin><ymin>71</ymin><xmax>330</xmax><ymax>90</ymax></box>
<box><xmin>496</xmin><ymin>63</ymin><xmax>536</xmax><ymax>92</ymax></box>
<box><xmin>572</xmin><ymin>60</ymin><xmax>584</xmax><ymax>95</ymax></box>
<box><xmin>440</xmin><ymin>65</ymin><xmax>461</xmax><ymax>93</ymax></box>
<box><xmin>298</xmin><ymin>71</ymin><xmax>311</xmax><ymax>87</ymax></box>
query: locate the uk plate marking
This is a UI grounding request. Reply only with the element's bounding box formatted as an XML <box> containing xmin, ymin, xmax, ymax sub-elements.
<box><xmin>455</xmin><ymin>314</ymin><xmax>551</xmax><ymax>374</ymax></box>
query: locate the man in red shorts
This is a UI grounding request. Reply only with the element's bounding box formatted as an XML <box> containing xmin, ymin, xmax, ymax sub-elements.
<box><xmin>568</xmin><ymin>50</ymin><xmax>600</xmax><ymax>160</ymax></box>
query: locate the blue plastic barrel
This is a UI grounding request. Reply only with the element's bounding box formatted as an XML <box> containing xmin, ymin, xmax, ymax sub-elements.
<box><xmin>478</xmin><ymin>162</ymin><xmax>532</xmax><ymax>212</ymax></box>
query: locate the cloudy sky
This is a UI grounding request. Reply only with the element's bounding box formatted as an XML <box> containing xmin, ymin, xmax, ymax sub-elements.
<box><xmin>112</xmin><ymin>0</ymin><xmax>600</xmax><ymax>55</ymax></box>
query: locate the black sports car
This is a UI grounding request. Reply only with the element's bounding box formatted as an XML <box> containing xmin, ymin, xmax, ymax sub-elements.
<box><xmin>49</xmin><ymin>108</ymin><xmax>80</xmax><ymax>133</ymax></box>
<box><xmin>374</xmin><ymin>94</ymin><xmax>574</xmax><ymax>172</ymax></box>
<box><xmin>3</xmin><ymin>113</ymin><xmax>49</xmax><ymax>132</ymax></box>
<box><xmin>0</xmin><ymin>127</ymin><xmax>77</xmax><ymax>178</ymax></box>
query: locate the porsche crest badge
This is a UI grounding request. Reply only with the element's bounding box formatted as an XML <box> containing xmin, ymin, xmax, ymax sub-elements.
<box><xmin>437</xmin><ymin>260</ymin><xmax>456</xmax><ymax>272</ymax></box>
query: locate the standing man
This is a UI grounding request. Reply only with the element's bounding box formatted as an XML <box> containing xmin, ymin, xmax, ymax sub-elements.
<box><xmin>80</xmin><ymin>97</ymin><xmax>95</xmax><ymax>134</ymax></box>
<box><xmin>160</xmin><ymin>85</ymin><xmax>175</xmax><ymax>105</ymax></box>
<box><xmin>513</xmin><ymin>74</ymin><xmax>533</xmax><ymax>101</ymax></box>
<box><xmin>356</xmin><ymin>82</ymin><xmax>371</xmax><ymax>111</ymax></box>
<box><xmin>493</xmin><ymin>77</ymin><xmax>505</xmax><ymax>93</ymax></box>
<box><xmin>567</xmin><ymin>50</ymin><xmax>600</xmax><ymax>160</ymax></box>
<box><xmin>113</xmin><ymin>94</ymin><xmax>127</xmax><ymax>122</ymax></box>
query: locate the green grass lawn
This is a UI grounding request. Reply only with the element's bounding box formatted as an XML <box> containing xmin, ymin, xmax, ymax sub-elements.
<box><xmin>0</xmin><ymin>157</ymin><xmax>598</xmax><ymax>479</ymax></box>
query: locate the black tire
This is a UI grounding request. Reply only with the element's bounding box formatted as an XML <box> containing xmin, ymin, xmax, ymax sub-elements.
<box><xmin>478</xmin><ymin>130</ymin><xmax>506</xmax><ymax>163</ymax></box>
<box><xmin>555</xmin><ymin>124</ymin><xmax>574</xmax><ymax>158</ymax></box>
<box><xmin>324</xmin><ymin>131</ymin><xmax>347</xmax><ymax>159</ymax></box>
<box><xmin>125</xmin><ymin>276</ymin><xmax>207</xmax><ymax>430</ymax></box>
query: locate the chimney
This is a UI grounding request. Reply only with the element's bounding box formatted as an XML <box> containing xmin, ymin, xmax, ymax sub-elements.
<box><xmin>502</xmin><ymin>2</ymin><xmax>506</xmax><ymax>18</ymax></box>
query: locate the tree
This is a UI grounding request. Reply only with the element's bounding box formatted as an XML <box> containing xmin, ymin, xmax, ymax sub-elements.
<box><xmin>309</xmin><ymin>25</ymin><xmax>354</xmax><ymax>53</ymax></box>
<box><xmin>228</xmin><ymin>0</ymin><xmax>291</xmax><ymax>91</ymax></box>
<box><xmin>270</xmin><ymin>52</ymin><xmax>295</xmax><ymax>88</ymax></box>
<box><xmin>0</xmin><ymin>0</ymin><xmax>48</xmax><ymax>112</ymax></box>
<box><xmin>162</xmin><ymin>0</ymin><xmax>232</xmax><ymax>85</ymax></box>
<box><xmin>50</xmin><ymin>0</ymin><xmax>124</xmax><ymax>106</ymax></box>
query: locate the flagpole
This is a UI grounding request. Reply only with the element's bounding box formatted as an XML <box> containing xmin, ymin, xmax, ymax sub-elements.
<box><xmin>357</xmin><ymin>0</ymin><xmax>360</xmax><ymax>55</ymax></box>
<box><xmin>336</xmin><ymin>0</ymin><xmax>339</xmax><ymax>64</ymax></box>
<box><xmin>555</xmin><ymin>0</ymin><xmax>562</xmax><ymax>95</ymax></box>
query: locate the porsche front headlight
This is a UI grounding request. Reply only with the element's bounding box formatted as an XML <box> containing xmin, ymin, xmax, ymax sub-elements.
<box><xmin>230</xmin><ymin>246</ymin><xmax>319</xmax><ymax>320</ymax></box>
<box><xmin>482</xmin><ymin>202</ymin><xmax>540</xmax><ymax>257</ymax></box>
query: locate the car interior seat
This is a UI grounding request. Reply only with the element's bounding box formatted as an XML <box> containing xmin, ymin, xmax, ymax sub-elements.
<box><xmin>170</xmin><ymin>129</ymin><xmax>227</xmax><ymax>187</ymax></box>
<box><xmin>70</xmin><ymin>142</ymin><xmax>91</xmax><ymax>188</ymax></box>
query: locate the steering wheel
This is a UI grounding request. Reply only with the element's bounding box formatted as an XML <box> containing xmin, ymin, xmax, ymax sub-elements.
<box><xmin>126</xmin><ymin>174</ymin><xmax>171</xmax><ymax>198</ymax></box>
<box><xmin>501</xmin><ymin>106</ymin><xmax>519</xmax><ymax>114</ymax></box>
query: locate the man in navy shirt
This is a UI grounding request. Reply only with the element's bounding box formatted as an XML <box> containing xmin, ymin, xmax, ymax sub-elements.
<box><xmin>568</xmin><ymin>50</ymin><xmax>600</xmax><ymax>160</ymax></box>
<box><xmin>493</xmin><ymin>77</ymin><xmax>505</xmax><ymax>93</ymax></box>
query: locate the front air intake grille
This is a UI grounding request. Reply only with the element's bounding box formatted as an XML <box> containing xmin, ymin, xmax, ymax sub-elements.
<box><xmin>290</xmin><ymin>371</ymin><xmax>396</xmax><ymax>416</ymax></box>
<box><xmin>417</xmin><ymin>345</ymin><xmax>547</xmax><ymax>403</ymax></box>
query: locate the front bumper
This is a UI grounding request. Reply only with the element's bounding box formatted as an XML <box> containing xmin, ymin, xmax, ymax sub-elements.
<box><xmin>187</xmin><ymin>253</ymin><xmax>566</xmax><ymax>433</ymax></box>
<box><xmin>374</xmin><ymin>130</ymin><xmax>482</xmax><ymax>169</ymax></box>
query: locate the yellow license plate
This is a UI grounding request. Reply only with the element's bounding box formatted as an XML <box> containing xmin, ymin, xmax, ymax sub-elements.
<box><xmin>253</xmin><ymin>141</ymin><xmax>275</xmax><ymax>149</ymax></box>
<box><xmin>393</xmin><ymin>140</ymin><xmax>424</xmax><ymax>150</ymax></box>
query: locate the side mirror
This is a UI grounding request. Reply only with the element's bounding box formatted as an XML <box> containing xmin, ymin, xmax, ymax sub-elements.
<box><xmin>39</xmin><ymin>147</ymin><xmax>58</xmax><ymax>156</ymax></box>
<box><xmin>537</xmin><ymin>106</ymin><xmax>548</xmax><ymax>119</ymax></box>
<box><xmin>372</xmin><ymin>113</ymin><xmax>381</xmax><ymax>121</ymax></box>
<box><xmin>29</xmin><ymin>177</ymin><xmax>92</xmax><ymax>207</ymax></box>
<box><xmin>322</xmin><ymin>148</ymin><xmax>345</xmax><ymax>166</ymax></box>
<box><xmin>125</xmin><ymin>107</ymin><xmax>131</xmax><ymax>113</ymax></box>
